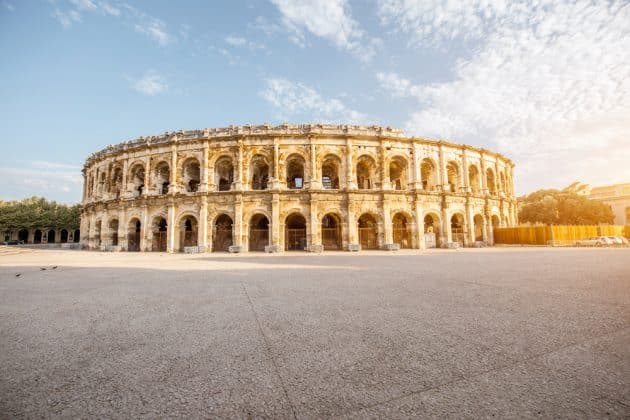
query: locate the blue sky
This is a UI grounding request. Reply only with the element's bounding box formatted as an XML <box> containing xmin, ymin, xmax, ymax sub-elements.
<box><xmin>1</xmin><ymin>0</ymin><xmax>629</xmax><ymax>203</ymax></box>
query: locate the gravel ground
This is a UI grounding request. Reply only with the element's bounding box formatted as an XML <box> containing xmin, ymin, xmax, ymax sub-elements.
<box><xmin>0</xmin><ymin>247</ymin><xmax>629</xmax><ymax>419</ymax></box>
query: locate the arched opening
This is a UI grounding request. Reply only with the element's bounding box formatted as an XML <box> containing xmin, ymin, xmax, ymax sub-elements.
<box><xmin>98</xmin><ymin>172</ymin><xmax>106</xmax><ymax>195</ymax></box>
<box><xmin>213</xmin><ymin>214</ymin><xmax>233</xmax><ymax>252</ymax></box>
<box><xmin>392</xmin><ymin>212</ymin><xmax>412</xmax><ymax>249</ymax></box>
<box><xmin>251</xmin><ymin>155</ymin><xmax>269</xmax><ymax>190</ymax></box>
<box><xmin>155</xmin><ymin>161</ymin><xmax>170</xmax><ymax>195</ymax></box>
<box><xmin>128</xmin><ymin>219</ymin><xmax>141</xmax><ymax>252</ymax></box>
<box><xmin>285</xmin><ymin>213</ymin><xmax>307</xmax><ymax>251</ymax></box>
<box><xmin>34</xmin><ymin>229</ymin><xmax>42</xmax><ymax>244</ymax></box>
<box><xmin>358</xmin><ymin>213</ymin><xmax>378</xmax><ymax>250</ymax></box>
<box><xmin>321</xmin><ymin>213</ymin><xmax>342</xmax><ymax>250</ymax></box>
<box><xmin>152</xmin><ymin>217</ymin><xmax>167</xmax><ymax>252</ymax></box>
<box><xmin>286</xmin><ymin>155</ymin><xmax>305</xmax><ymax>189</ymax></box>
<box><xmin>18</xmin><ymin>229</ymin><xmax>28</xmax><ymax>243</ymax></box>
<box><xmin>110</xmin><ymin>166</ymin><xmax>123</xmax><ymax>197</ymax></box>
<box><xmin>183</xmin><ymin>159</ymin><xmax>200</xmax><ymax>193</ymax></box>
<box><xmin>73</xmin><ymin>229</ymin><xmax>80</xmax><ymax>243</ymax></box>
<box><xmin>94</xmin><ymin>220</ymin><xmax>102</xmax><ymax>247</ymax></box>
<box><xmin>321</xmin><ymin>156</ymin><xmax>340</xmax><ymax>189</ymax></box>
<box><xmin>469</xmin><ymin>165</ymin><xmax>480</xmax><ymax>194</ymax></box>
<box><xmin>486</xmin><ymin>168</ymin><xmax>496</xmax><ymax>195</ymax></box>
<box><xmin>451</xmin><ymin>214</ymin><xmax>465</xmax><ymax>245</ymax></box>
<box><xmin>129</xmin><ymin>164</ymin><xmax>145</xmax><ymax>197</ymax></box>
<box><xmin>421</xmin><ymin>158</ymin><xmax>437</xmax><ymax>191</ymax></box>
<box><xmin>249</xmin><ymin>214</ymin><xmax>269</xmax><ymax>252</ymax></box>
<box><xmin>180</xmin><ymin>216</ymin><xmax>198</xmax><ymax>250</ymax></box>
<box><xmin>446</xmin><ymin>161</ymin><xmax>460</xmax><ymax>193</ymax></box>
<box><xmin>47</xmin><ymin>229</ymin><xmax>56</xmax><ymax>244</ymax></box>
<box><xmin>216</xmin><ymin>157</ymin><xmax>234</xmax><ymax>191</ymax></box>
<box><xmin>423</xmin><ymin>214</ymin><xmax>440</xmax><ymax>248</ymax></box>
<box><xmin>60</xmin><ymin>229</ymin><xmax>68</xmax><ymax>244</ymax></box>
<box><xmin>389</xmin><ymin>157</ymin><xmax>407</xmax><ymax>190</ymax></box>
<box><xmin>500</xmin><ymin>171</ymin><xmax>506</xmax><ymax>194</ymax></box>
<box><xmin>107</xmin><ymin>220</ymin><xmax>118</xmax><ymax>246</ymax></box>
<box><xmin>357</xmin><ymin>156</ymin><xmax>375</xmax><ymax>190</ymax></box>
<box><xmin>473</xmin><ymin>214</ymin><xmax>484</xmax><ymax>242</ymax></box>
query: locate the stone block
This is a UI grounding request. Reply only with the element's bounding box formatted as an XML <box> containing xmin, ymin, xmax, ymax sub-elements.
<box><xmin>382</xmin><ymin>243</ymin><xmax>400</xmax><ymax>251</ymax></box>
<box><xmin>347</xmin><ymin>243</ymin><xmax>360</xmax><ymax>252</ymax></box>
<box><xmin>184</xmin><ymin>246</ymin><xmax>207</xmax><ymax>254</ymax></box>
<box><xmin>307</xmin><ymin>244</ymin><xmax>324</xmax><ymax>253</ymax></box>
<box><xmin>228</xmin><ymin>245</ymin><xmax>242</xmax><ymax>253</ymax></box>
<box><xmin>264</xmin><ymin>245</ymin><xmax>281</xmax><ymax>253</ymax></box>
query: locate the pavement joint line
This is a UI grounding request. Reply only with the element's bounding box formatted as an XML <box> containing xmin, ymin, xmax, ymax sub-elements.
<box><xmin>339</xmin><ymin>324</ymin><xmax>630</xmax><ymax>417</ymax></box>
<box><xmin>239</xmin><ymin>280</ymin><xmax>299</xmax><ymax>420</ymax></box>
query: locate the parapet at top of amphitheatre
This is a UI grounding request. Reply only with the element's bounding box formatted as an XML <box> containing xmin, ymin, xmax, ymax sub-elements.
<box><xmin>86</xmin><ymin>123</ymin><xmax>510</xmax><ymax>164</ymax></box>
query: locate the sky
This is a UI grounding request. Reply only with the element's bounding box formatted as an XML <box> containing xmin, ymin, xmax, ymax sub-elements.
<box><xmin>1</xmin><ymin>0</ymin><xmax>629</xmax><ymax>204</ymax></box>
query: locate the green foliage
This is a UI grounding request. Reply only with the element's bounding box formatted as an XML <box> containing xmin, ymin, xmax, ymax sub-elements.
<box><xmin>0</xmin><ymin>197</ymin><xmax>81</xmax><ymax>230</ymax></box>
<box><xmin>518</xmin><ymin>189</ymin><xmax>614</xmax><ymax>225</ymax></box>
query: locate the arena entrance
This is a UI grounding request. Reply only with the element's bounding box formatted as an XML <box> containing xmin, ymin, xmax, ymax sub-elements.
<box><xmin>321</xmin><ymin>213</ymin><xmax>342</xmax><ymax>250</ymax></box>
<box><xmin>451</xmin><ymin>214</ymin><xmax>465</xmax><ymax>246</ymax></box>
<box><xmin>181</xmin><ymin>216</ymin><xmax>198</xmax><ymax>250</ymax></box>
<box><xmin>213</xmin><ymin>214</ymin><xmax>233</xmax><ymax>252</ymax></box>
<box><xmin>474</xmin><ymin>214</ymin><xmax>484</xmax><ymax>242</ymax></box>
<box><xmin>18</xmin><ymin>229</ymin><xmax>28</xmax><ymax>243</ymax></box>
<box><xmin>152</xmin><ymin>217</ymin><xmax>167</xmax><ymax>252</ymax></box>
<box><xmin>358</xmin><ymin>213</ymin><xmax>378</xmax><ymax>250</ymax></box>
<box><xmin>423</xmin><ymin>214</ymin><xmax>439</xmax><ymax>248</ymax></box>
<box><xmin>392</xmin><ymin>213</ymin><xmax>412</xmax><ymax>249</ymax></box>
<box><xmin>249</xmin><ymin>214</ymin><xmax>269</xmax><ymax>252</ymax></box>
<box><xmin>128</xmin><ymin>219</ymin><xmax>141</xmax><ymax>252</ymax></box>
<box><xmin>285</xmin><ymin>214</ymin><xmax>306</xmax><ymax>251</ymax></box>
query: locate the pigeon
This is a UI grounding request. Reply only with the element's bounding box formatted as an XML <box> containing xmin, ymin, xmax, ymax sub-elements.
<box><xmin>52</xmin><ymin>266</ymin><xmax>58</xmax><ymax>269</ymax></box>
<box><xmin>40</xmin><ymin>268</ymin><xmax>46</xmax><ymax>271</ymax></box>
<box><xmin>15</xmin><ymin>273</ymin><xmax>21</xmax><ymax>277</ymax></box>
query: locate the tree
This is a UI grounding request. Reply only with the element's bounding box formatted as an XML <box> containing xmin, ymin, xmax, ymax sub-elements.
<box><xmin>518</xmin><ymin>189</ymin><xmax>614</xmax><ymax>225</ymax></box>
<box><xmin>0</xmin><ymin>197</ymin><xmax>81</xmax><ymax>230</ymax></box>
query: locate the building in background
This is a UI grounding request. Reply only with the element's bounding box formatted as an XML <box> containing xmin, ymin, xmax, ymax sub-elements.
<box><xmin>566</xmin><ymin>182</ymin><xmax>630</xmax><ymax>225</ymax></box>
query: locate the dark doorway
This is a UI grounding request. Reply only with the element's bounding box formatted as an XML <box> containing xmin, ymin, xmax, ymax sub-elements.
<box><xmin>213</xmin><ymin>214</ymin><xmax>233</xmax><ymax>252</ymax></box>
<box><xmin>285</xmin><ymin>214</ymin><xmax>306</xmax><ymax>251</ymax></box>
<box><xmin>249</xmin><ymin>214</ymin><xmax>269</xmax><ymax>252</ymax></box>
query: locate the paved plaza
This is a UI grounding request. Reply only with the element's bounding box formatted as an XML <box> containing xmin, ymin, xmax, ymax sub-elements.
<box><xmin>0</xmin><ymin>247</ymin><xmax>629</xmax><ymax>418</ymax></box>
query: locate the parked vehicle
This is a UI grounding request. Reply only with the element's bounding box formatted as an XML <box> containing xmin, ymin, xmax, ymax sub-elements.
<box><xmin>607</xmin><ymin>236</ymin><xmax>623</xmax><ymax>246</ymax></box>
<box><xmin>575</xmin><ymin>236</ymin><xmax>614</xmax><ymax>247</ymax></box>
<box><xmin>3</xmin><ymin>240</ymin><xmax>20</xmax><ymax>245</ymax></box>
<box><xmin>611</xmin><ymin>236</ymin><xmax>629</xmax><ymax>246</ymax></box>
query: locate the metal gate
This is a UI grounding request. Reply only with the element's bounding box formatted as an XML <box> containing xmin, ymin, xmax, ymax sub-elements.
<box><xmin>424</xmin><ymin>232</ymin><xmax>436</xmax><ymax>248</ymax></box>
<box><xmin>393</xmin><ymin>228</ymin><xmax>412</xmax><ymax>249</ymax></box>
<box><xmin>286</xmin><ymin>228</ymin><xmax>306</xmax><ymax>251</ymax></box>
<box><xmin>452</xmin><ymin>228</ymin><xmax>465</xmax><ymax>245</ymax></box>
<box><xmin>322</xmin><ymin>227</ymin><xmax>341</xmax><ymax>250</ymax></box>
<box><xmin>183</xmin><ymin>231</ymin><xmax>197</xmax><ymax>247</ymax></box>
<box><xmin>212</xmin><ymin>226</ymin><xmax>232</xmax><ymax>252</ymax></box>
<box><xmin>249</xmin><ymin>228</ymin><xmax>268</xmax><ymax>251</ymax></box>
<box><xmin>358</xmin><ymin>227</ymin><xmax>378</xmax><ymax>250</ymax></box>
<box><xmin>153</xmin><ymin>231</ymin><xmax>167</xmax><ymax>252</ymax></box>
<box><xmin>128</xmin><ymin>232</ymin><xmax>140</xmax><ymax>251</ymax></box>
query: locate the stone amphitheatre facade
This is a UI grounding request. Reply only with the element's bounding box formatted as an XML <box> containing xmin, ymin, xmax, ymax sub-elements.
<box><xmin>80</xmin><ymin>124</ymin><xmax>517</xmax><ymax>253</ymax></box>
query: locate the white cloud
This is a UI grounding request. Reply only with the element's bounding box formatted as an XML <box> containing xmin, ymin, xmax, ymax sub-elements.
<box><xmin>225</xmin><ymin>36</ymin><xmax>247</xmax><ymax>47</ymax></box>
<box><xmin>134</xmin><ymin>19</ymin><xmax>171</xmax><ymax>46</ymax></box>
<box><xmin>3</xmin><ymin>1</ymin><xmax>15</xmax><ymax>11</ymax></box>
<box><xmin>261</xmin><ymin>77</ymin><xmax>368</xmax><ymax>124</ymax></box>
<box><xmin>131</xmin><ymin>71</ymin><xmax>168</xmax><ymax>96</ymax></box>
<box><xmin>52</xmin><ymin>8</ymin><xmax>81</xmax><ymax>28</ymax></box>
<box><xmin>377</xmin><ymin>0</ymin><xmax>630</xmax><ymax>193</ymax></box>
<box><xmin>271</xmin><ymin>0</ymin><xmax>380</xmax><ymax>61</ymax></box>
<box><xmin>0</xmin><ymin>161</ymin><xmax>83</xmax><ymax>202</ymax></box>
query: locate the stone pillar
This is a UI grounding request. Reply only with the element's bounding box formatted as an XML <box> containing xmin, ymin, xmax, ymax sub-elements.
<box><xmin>413</xmin><ymin>145</ymin><xmax>422</xmax><ymax>190</ymax></box>
<box><xmin>466</xmin><ymin>202</ymin><xmax>475</xmax><ymax>246</ymax></box>
<box><xmin>118</xmin><ymin>208</ymin><xmax>127</xmax><ymax>250</ymax></box>
<box><xmin>495</xmin><ymin>160</ymin><xmax>501</xmax><ymax>195</ymax></box>
<box><xmin>170</xmin><ymin>145</ymin><xmax>178</xmax><ymax>194</ymax></box>
<box><xmin>121</xmin><ymin>157</ymin><xmax>129</xmax><ymax>197</ymax></box>
<box><xmin>234</xmin><ymin>139</ymin><xmax>244</xmax><ymax>191</ymax></box>
<box><xmin>415</xmin><ymin>199</ymin><xmax>425</xmax><ymax>250</ymax></box>
<box><xmin>441</xmin><ymin>204</ymin><xmax>451</xmax><ymax>245</ymax></box>
<box><xmin>199</xmin><ymin>199</ymin><xmax>208</xmax><ymax>250</ymax></box>
<box><xmin>233</xmin><ymin>194</ymin><xmax>243</xmax><ymax>247</ymax></box>
<box><xmin>480</xmin><ymin>152</ymin><xmax>488</xmax><ymax>194</ymax></box>
<box><xmin>380</xmin><ymin>144</ymin><xmax>390</xmax><ymax>190</ymax></box>
<box><xmin>143</xmin><ymin>156</ymin><xmax>151</xmax><ymax>196</ymax></box>
<box><xmin>347</xmin><ymin>200</ymin><xmax>358</xmax><ymax>248</ymax></box>
<box><xmin>271</xmin><ymin>193</ymin><xmax>280</xmax><ymax>249</ymax></box>
<box><xmin>309</xmin><ymin>142</ymin><xmax>320</xmax><ymax>190</ymax></box>
<box><xmin>200</xmin><ymin>141</ymin><xmax>209</xmax><ymax>192</ymax></box>
<box><xmin>141</xmin><ymin>205</ymin><xmax>149</xmax><ymax>251</ymax></box>
<box><xmin>271</xmin><ymin>141</ymin><xmax>280</xmax><ymax>190</ymax></box>
<box><xmin>439</xmin><ymin>143</ymin><xmax>448</xmax><ymax>192</ymax></box>
<box><xmin>308</xmin><ymin>195</ymin><xmax>320</xmax><ymax>250</ymax></box>
<box><xmin>383</xmin><ymin>199</ymin><xmax>393</xmax><ymax>245</ymax></box>
<box><xmin>462</xmin><ymin>148</ymin><xmax>470</xmax><ymax>193</ymax></box>
<box><xmin>345</xmin><ymin>140</ymin><xmax>357</xmax><ymax>190</ymax></box>
<box><xmin>167</xmin><ymin>202</ymin><xmax>176</xmax><ymax>252</ymax></box>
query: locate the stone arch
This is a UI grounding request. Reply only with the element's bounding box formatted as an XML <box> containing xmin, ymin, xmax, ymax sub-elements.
<box><xmin>421</xmin><ymin>158</ymin><xmax>438</xmax><ymax>191</ymax></box>
<box><xmin>181</xmin><ymin>157</ymin><xmax>200</xmax><ymax>193</ymax></box>
<box><xmin>213</xmin><ymin>214</ymin><xmax>233</xmax><ymax>252</ymax></box>
<box><xmin>154</xmin><ymin>160</ymin><xmax>170</xmax><ymax>195</ymax></box>
<box><xmin>286</xmin><ymin>154</ymin><xmax>306</xmax><ymax>189</ymax></box>
<box><xmin>127</xmin><ymin>218</ymin><xmax>141</xmax><ymax>252</ymax></box>
<box><xmin>389</xmin><ymin>156</ymin><xmax>408</xmax><ymax>190</ymax></box>
<box><xmin>473</xmin><ymin>214</ymin><xmax>485</xmax><ymax>242</ymax></box>
<box><xmin>486</xmin><ymin>167</ymin><xmax>497</xmax><ymax>195</ymax></box>
<box><xmin>94</xmin><ymin>220</ymin><xmax>102</xmax><ymax>247</ymax></box>
<box><xmin>446</xmin><ymin>161</ymin><xmax>461</xmax><ymax>193</ymax></box>
<box><xmin>73</xmin><ymin>229</ymin><xmax>80</xmax><ymax>243</ymax></box>
<box><xmin>215</xmin><ymin>156</ymin><xmax>234</xmax><ymax>191</ymax></box>
<box><xmin>249</xmin><ymin>213</ymin><xmax>270</xmax><ymax>252</ymax></box>
<box><xmin>250</xmin><ymin>154</ymin><xmax>270</xmax><ymax>190</ymax></box>
<box><xmin>321</xmin><ymin>212</ymin><xmax>342</xmax><ymax>250</ymax></box>
<box><xmin>423</xmin><ymin>211</ymin><xmax>441</xmax><ymax>248</ymax></box>
<box><xmin>357</xmin><ymin>155</ymin><xmax>376</xmax><ymax>190</ymax></box>
<box><xmin>47</xmin><ymin>229</ymin><xmax>56</xmax><ymax>244</ymax></box>
<box><xmin>450</xmin><ymin>213</ymin><xmax>465</xmax><ymax>245</ymax></box>
<box><xmin>150</xmin><ymin>215</ymin><xmax>168</xmax><ymax>252</ymax></box>
<box><xmin>469</xmin><ymin>164</ymin><xmax>481</xmax><ymax>194</ymax></box>
<box><xmin>60</xmin><ymin>229</ymin><xmax>68</xmax><ymax>243</ymax></box>
<box><xmin>358</xmin><ymin>212</ymin><xmax>379</xmax><ymax>249</ymax></box>
<box><xmin>179</xmin><ymin>215</ymin><xmax>198</xmax><ymax>250</ymax></box>
<box><xmin>285</xmin><ymin>213</ymin><xmax>307</xmax><ymax>251</ymax></box>
<box><xmin>321</xmin><ymin>154</ymin><xmax>341</xmax><ymax>189</ymax></box>
<box><xmin>34</xmin><ymin>229</ymin><xmax>42</xmax><ymax>244</ymax></box>
<box><xmin>18</xmin><ymin>228</ymin><xmax>28</xmax><ymax>243</ymax></box>
<box><xmin>107</xmin><ymin>218</ymin><xmax>119</xmax><ymax>246</ymax></box>
<box><xmin>499</xmin><ymin>171</ymin><xmax>507</xmax><ymax>194</ymax></box>
<box><xmin>392</xmin><ymin>211</ymin><xmax>412</xmax><ymax>248</ymax></box>
<box><xmin>109</xmin><ymin>166</ymin><xmax>123</xmax><ymax>197</ymax></box>
<box><xmin>128</xmin><ymin>162</ymin><xmax>145</xmax><ymax>197</ymax></box>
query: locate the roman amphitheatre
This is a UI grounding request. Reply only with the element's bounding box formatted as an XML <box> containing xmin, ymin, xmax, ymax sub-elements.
<box><xmin>80</xmin><ymin>124</ymin><xmax>517</xmax><ymax>253</ymax></box>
